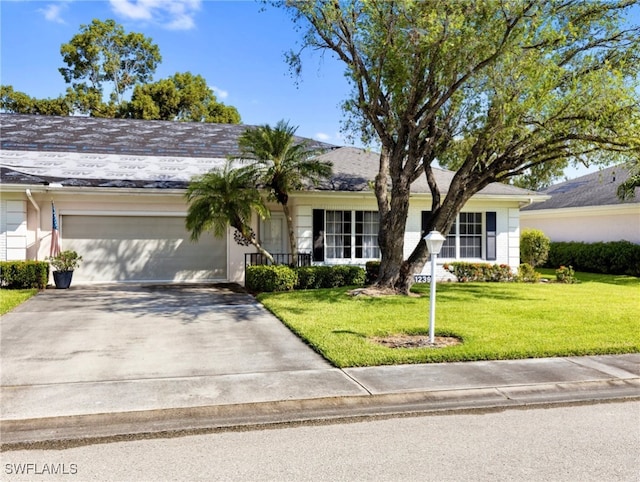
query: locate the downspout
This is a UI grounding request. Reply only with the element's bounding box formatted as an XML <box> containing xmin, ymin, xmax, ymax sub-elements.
<box><xmin>25</xmin><ymin>189</ymin><xmax>41</xmax><ymax>261</ymax></box>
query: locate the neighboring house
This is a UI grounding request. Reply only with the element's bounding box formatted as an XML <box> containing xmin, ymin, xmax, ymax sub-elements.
<box><xmin>521</xmin><ymin>165</ymin><xmax>640</xmax><ymax>244</ymax></box>
<box><xmin>1</xmin><ymin>114</ymin><xmax>546</xmax><ymax>284</ymax></box>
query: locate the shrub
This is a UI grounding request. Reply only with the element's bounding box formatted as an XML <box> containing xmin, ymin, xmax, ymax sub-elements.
<box><xmin>245</xmin><ymin>265</ymin><xmax>297</xmax><ymax>293</ymax></box>
<box><xmin>47</xmin><ymin>250</ymin><xmax>82</xmax><ymax>271</ymax></box>
<box><xmin>485</xmin><ymin>264</ymin><xmax>514</xmax><ymax>282</ymax></box>
<box><xmin>365</xmin><ymin>261</ymin><xmax>380</xmax><ymax>285</ymax></box>
<box><xmin>555</xmin><ymin>265</ymin><xmax>577</xmax><ymax>284</ymax></box>
<box><xmin>295</xmin><ymin>265</ymin><xmax>366</xmax><ymax>290</ymax></box>
<box><xmin>520</xmin><ymin>229</ymin><xmax>550</xmax><ymax>267</ymax></box>
<box><xmin>546</xmin><ymin>241</ymin><xmax>640</xmax><ymax>276</ymax></box>
<box><xmin>342</xmin><ymin>265</ymin><xmax>366</xmax><ymax>286</ymax></box>
<box><xmin>296</xmin><ymin>266</ymin><xmax>321</xmax><ymax>290</ymax></box>
<box><xmin>0</xmin><ymin>261</ymin><xmax>49</xmax><ymax>289</ymax></box>
<box><xmin>517</xmin><ymin>263</ymin><xmax>540</xmax><ymax>283</ymax></box>
<box><xmin>444</xmin><ymin>262</ymin><xmax>514</xmax><ymax>282</ymax></box>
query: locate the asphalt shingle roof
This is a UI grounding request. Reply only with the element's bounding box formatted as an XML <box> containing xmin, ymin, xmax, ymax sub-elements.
<box><xmin>1</xmin><ymin>113</ymin><xmax>539</xmax><ymax>198</ymax></box>
<box><xmin>522</xmin><ymin>165</ymin><xmax>638</xmax><ymax>211</ymax></box>
<box><xmin>315</xmin><ymin>146</ymin><xmax>539</xmax><ymax>196</ymax></box>
<box><xmin>0</xmin><ymin>114</ymin><xmax>335</xmax><ymax>189</ymax></box>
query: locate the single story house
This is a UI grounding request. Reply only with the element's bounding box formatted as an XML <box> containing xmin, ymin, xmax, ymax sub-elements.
<box><xmin>521</xmin><ymin>165</ymin><xmax>640</xmax><ymax>244</ymax></box>
<box><xmin>1</xmin><ymin>114</ymin><xmax>546</xmax><ymax>284</ymax></box>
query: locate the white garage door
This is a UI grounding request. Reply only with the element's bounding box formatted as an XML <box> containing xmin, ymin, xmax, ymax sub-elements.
<box><xmin>61</xmin><ymin>215</ymin><xmax>226</xmax><ymax>283</ymax></box>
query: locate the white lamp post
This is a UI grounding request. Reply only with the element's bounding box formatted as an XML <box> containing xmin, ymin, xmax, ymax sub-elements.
<box><xmin>424</xmin><ymin>230</ymin><xmax>446</xmax><ymax>344</ymax></box>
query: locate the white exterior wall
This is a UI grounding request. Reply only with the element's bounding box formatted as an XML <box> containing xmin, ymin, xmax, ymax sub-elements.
<box><xmin>0</xmin><ymin>199</ymin><xmax>6</xmax><ymax>261</ymax></box>
<box><xmin>1</xmin><ymin>198</ymin><xmax>28</xmax><ymax>261</ymax></box>
<box><xmin>411</xmin><ymin>200</ymin><xmax>522</xmax><ymax>280</ymax></box>
<box><xmin>294</xmin><ymin>193</ymin><xmax>525</xmax><ymax>279</ymax></box>
<box><xmin>1</xmin><ymin>186</ymin><xmax>528</xmax><ymax>284</ymax></box>
<box><xmin>227</xmin><ymin>214</ymin><xmax>265</xmax><ymax>284</ymax></box>
<box><xmin>508</xmin><ymin>208</ymin><xmax>521</xmax><ymax>268</ymax></box>
<box><xmin>295</xmin><ymin>194</ymin><xmax>379</xmax><ymax>265</ymax></box>
<box><xmin>521</xmin><ymin>204</ymin><xmax>640</xmax><ymax>244</ymax></box>
<box><xmin>0</xmin><ymin>188</ymin><xmax>237</xmax><ymax>283</ymax></box>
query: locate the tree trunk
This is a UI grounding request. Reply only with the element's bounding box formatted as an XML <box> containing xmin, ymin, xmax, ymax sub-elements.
<box><xmin>392</xmin><ymin>169</ymin><xmax>495</xmax><ymax>294</ymax></box>
<box><xmin>251</xmin><ymin>239</ymin><xmax>275</xmax><ymax>265</ymax></box>
<box><xmin>374</xmin><ymin>149</ymin><xmax>412</xmax><ymax>290</ymax></box>
<box><xmin>282</xmin><ymin>203</ymin><xmax>298</xmax><ymax>260</ymax></box>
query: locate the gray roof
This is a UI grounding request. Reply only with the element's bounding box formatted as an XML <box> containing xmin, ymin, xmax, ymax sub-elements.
<box><xmin>0</xmin><ymin>114</ymin><xmax>335</xmax><ymax>189</ymax></box>
<box><xmin>522</xmin><ymin>165</ymin><xmax>638</xmax><ymax>211</ymax></box>
<box><xmin>316</xmin><ymin>146</ymin><xmax>539</xmax><ymax>197</ymax></box>
<box><xmin>1</xmin><ymin>113</ymin><xmax>538</xmax><ymax>198</ymax></box>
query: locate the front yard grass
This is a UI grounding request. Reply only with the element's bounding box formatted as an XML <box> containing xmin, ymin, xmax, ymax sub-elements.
<box><xmin>0</xmin><ymin>289</ymin><xmax>38</xmax><ymax>315</ymax></box>
<box><xmin>258</xmin><ymin>272</ymin><xmax>640</xmax><ymax>367</ymax></box>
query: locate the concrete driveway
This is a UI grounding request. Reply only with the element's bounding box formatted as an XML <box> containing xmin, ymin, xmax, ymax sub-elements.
<box><xmin>1</xmin><ymin>284</ymin><xmax>365</xmax><ymax>420</ymax></box>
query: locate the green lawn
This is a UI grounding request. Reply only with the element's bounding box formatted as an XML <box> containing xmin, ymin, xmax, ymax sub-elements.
<box><xmin>258</xmin><ymin>272</ymin><xmax>640</xmax><ymax>367</ymax></box>
<box><xmin>0</xmin><ymin>289</ymin><xmax>38</xmax><ymax>315</ymax></box>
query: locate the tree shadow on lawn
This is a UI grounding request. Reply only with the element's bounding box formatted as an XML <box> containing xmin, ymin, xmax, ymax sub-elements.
<box><xmin>419</xmin><ymin>283</ymin><xmax>544</xmax><ymax>302</ymax></box>
<box><xmin>575</xmin><ymin>273</ymin><xmax>640</xmax><ymax>286</ymax></box>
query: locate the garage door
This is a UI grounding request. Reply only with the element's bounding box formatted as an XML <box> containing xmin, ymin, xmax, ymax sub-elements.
<box><xmin>61</xmin><ymin>215</ymin><xmax>226</xmax><ymax>283</ymax></box>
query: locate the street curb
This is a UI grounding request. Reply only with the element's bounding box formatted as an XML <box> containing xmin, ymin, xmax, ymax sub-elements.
<box><xmin>2</xmin><ymin>378</ymin><xmax>638</xmax><ymax>451</ymax></box>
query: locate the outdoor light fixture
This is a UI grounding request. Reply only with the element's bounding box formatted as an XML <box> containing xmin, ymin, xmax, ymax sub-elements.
<box><xmin>424</xmin><ymin>230</ymin><xmax>446</xmax><ymax>344</ymax></box>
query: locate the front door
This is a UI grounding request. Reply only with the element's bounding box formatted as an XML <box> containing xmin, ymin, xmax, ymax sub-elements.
<box><xmin>261</xmin><ymin>213</ymin><xmax>287</xmax><ymax>254</ymax></box>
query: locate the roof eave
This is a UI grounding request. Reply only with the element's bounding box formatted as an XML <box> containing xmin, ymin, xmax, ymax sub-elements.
<box><xmin>0</xmin><ymin>183</ymin><xmax>187</xmax><ymax>196</ymax></box>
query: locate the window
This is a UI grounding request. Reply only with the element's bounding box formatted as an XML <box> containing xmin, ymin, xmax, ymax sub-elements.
<box><xmin>326</xmin><ymin>210</ymin><xmax>351</xmax><ymax>259</ymax></box>
<box><xmin>421</xmin><ymin>211</ymin><xmax>489</xmax><ymax>259</ymax></box>
<box><xmin>440</xmin><ymin>222</ymin><xmax>457</xmax><ymax>258</ymax></box>
<box><xmin>356</xmin><ymin>211</ymin><xmax>380</xmax><ymax>258</ymax></box>
<box><xmin>320</xmin><ymin>210</ymin><xmax>379</xmax><ymax>260</ymax></box>
<box><xmin>459</xmin><ymin>212</ymin><xmax>482</xmax><ymax>258</ymax></box>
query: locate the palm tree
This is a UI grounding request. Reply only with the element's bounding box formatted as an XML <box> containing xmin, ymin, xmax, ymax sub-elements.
<box><xmin>237</xmin><ymin>120</ymin><xmax>332</xmax><ymax>259</ymax></box>
<box><xmin>185</xmin><ymin>160</ymin><xmax>274</xmax><ymax>263</ymax></box>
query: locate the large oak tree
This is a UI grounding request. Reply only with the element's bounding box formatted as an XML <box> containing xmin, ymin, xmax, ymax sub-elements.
<box><xmin>122</xmin><ymin>72</ymin><xmax>241</xmax><ymax>123</ymax></box>
<box><xmin>281</xmin><ymin>0</ymin><xmax>640</xmax><ymax>294</ymax></box>
<box><xmin>59</xmin><ymin>18</ymin><xmax>161</xmax><ymax>117</ymax></box>
<box><xmin>3</xmin><ymin>19</ymin><xmax>240</xmax><ymax>124</ymax></box>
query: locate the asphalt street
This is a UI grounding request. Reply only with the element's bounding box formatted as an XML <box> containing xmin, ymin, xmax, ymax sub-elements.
<box><xmin>1</xmin><ymin>400</ymin><xmax>638</xmax><ymax>481</ymax></box>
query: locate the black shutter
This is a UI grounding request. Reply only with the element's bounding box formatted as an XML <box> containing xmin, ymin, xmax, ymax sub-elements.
<box><xmin>312</xmin><ymin>209</ymin><xmax>325</xmax><ymax>262</ymax></box>
<box><xmin>486</xmin><ymin>211</ymin><xmax>497</xmax><ymax>261</ymax></box>
<box><xmin>421</xmin><ymin>211</ymin><xmax>432</xmax><ymax>237</ymax></box>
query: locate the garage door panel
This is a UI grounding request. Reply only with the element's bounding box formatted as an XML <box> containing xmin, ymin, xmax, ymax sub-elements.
<box><xmin>61</xmin><ymin>216</ymin><xmax>226</xmax><ymax>282</ymax></box>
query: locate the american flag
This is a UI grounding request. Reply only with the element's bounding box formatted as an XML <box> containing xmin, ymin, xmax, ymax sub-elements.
<box><xmin>50</xmin><ymin>202</ymin><xmax>61</xmax><ymax>257</ymax></box>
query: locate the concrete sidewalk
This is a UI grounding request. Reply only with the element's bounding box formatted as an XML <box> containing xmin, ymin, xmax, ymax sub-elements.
<box><xmin>1</xmin><ymin>284</ymin><xmax>639</xmax><ymax>448</ymax></box>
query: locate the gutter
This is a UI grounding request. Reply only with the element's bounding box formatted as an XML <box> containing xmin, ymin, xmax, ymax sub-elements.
<box><xmin>25</xmin><ymin>189</ymin><xmax>41</xmax><ymax>261</ymax></box>
<box><xmin>520</xmin><ymin>197</ymin><xmax>534</xmax><ymax>209</ymax></box>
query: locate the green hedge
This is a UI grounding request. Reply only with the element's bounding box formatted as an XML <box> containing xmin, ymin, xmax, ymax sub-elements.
<box><xmin>0</xmin><ymin>261</ymin><xmax>49</xmax><ymax>289</ymax></box>
<box><xmin>246</xmin><ymin>265</ymin><xmax>297</xmax><ymax>293</ymax></box>
<box><xmin>444</xmin><ymin>262</ymin><xmax>514</xmax><ymax>282</ymax></box>
<box><xmin>246</xmin><ymin>264</ymin><xmax>366</xmax><ymax>293</ymax></box>
<box><xmin>296</xmin><ymin>265</ymin><xmax>365</xmax><ymax>290</ymax></box>
<box><xmin>545</xmin><ymin>241</ymin><xmax>640</xmax><ymax>276</ymax></box>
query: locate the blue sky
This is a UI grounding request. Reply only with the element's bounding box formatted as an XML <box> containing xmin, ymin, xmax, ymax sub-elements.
<box><xmin>1</xmin><ymin>0</ymin><xmax>638</xmax><ymax>180</ymax></box>
<box><xmin>1</xmin><ymin>0</ymin><xmax>350</xmax><ymax>145</ymax></box>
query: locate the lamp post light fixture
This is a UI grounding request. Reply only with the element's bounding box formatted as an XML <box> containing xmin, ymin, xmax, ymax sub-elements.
<box><xmin>424</xmin><ymin>230</ymin><xmax>446</xmax><ymax>344</ymax></box>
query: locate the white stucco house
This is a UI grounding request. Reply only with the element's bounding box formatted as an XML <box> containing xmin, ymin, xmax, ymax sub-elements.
<box><xmin>1</xmin><ymin>114</ymin><xmax>546</xmax><ymax>285</ymax></box>
<box><xmin>521</xmin><ymin>165</ymin><xmax>640</xmax><ymax>244</ymax></box>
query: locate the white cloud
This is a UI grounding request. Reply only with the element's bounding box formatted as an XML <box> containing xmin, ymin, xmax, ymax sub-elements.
<box><xmin>314</xmin><ymin>132</ymin><xmax>331</xmax><ymax>142</ymax></box>
<box><xmin>109</xmin><ymin>0</ymin><xmax>201</xmax><ymax>30</ymax></box>
<box><xmin>38</xmin><ymin>3</ymin><xmax>67</xmax><ymax>24</ymax></box>
<box><xmin>211</xmin><ymin>85</ymin><xmax>229</xmax><ymax>100</ymax></box>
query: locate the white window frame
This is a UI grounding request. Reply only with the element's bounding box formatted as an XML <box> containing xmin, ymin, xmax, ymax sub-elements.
<box><xmin>325</xmin><ymin>210</ymin><xmax>380</xmax><ymax>261</ymax></box>
<box><xmin>439</xmin><ymin>212</ymin><xmax>484</xmax><ymax>260</ymax></box>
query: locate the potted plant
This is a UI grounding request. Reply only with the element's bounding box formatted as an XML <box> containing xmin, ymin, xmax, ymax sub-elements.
<box><xmin>48</xmin><ymin>250</ymin><xmax>82</xmax><ymax>289</ymax></box>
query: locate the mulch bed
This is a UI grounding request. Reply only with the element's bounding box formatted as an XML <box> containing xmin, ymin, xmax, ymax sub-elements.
<box><xmin>371</xmin><ymin>334</ymin><xmax>461</xmax><ymax>349</ymax></box>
